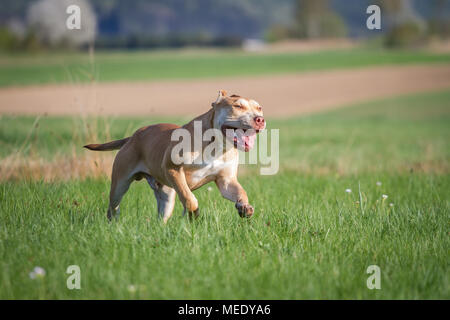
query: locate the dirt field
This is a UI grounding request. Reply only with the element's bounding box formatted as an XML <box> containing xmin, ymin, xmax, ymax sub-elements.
<box><xmin>1</xmin><ymin>64</ymin><xmax>449</xmax><ymax>118</ymax></box>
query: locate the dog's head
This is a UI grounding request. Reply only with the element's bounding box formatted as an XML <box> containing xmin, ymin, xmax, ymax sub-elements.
<box><xmin>212</xmin><ymin>90</ymin><xmax>265</xmax><ymax>152</ymax></box>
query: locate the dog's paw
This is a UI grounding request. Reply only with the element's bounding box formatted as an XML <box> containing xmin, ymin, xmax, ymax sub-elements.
<box><xmin>188</xmin><ymin>208</ymin><xmax>200</xmax><ymax>220</ymax></box>
<box><xmin>235</xmin><ymin>202</ymin><xmax>254</xmax><ymax>218</ymax></box>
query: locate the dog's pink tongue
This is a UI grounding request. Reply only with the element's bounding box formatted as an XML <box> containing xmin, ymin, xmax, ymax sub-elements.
<box><xmin>243</xmin><ymin>132</ymin><xmax>256</xmax><ymax>149</ymax></box>
<box><xmin>236</xmin><ymin>130</ymin><xmax>256</xmax><ymax>151</ymax></box>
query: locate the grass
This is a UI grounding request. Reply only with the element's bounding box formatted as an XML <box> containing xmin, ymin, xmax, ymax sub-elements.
<box><xmin>0</xmin><ymin>90</ymin><xmax>449</xmax><ymax>299</ymax></box>
<box><xmin>0</xmin><ymin>48</ymin><xmax>449</xmax><ymax>87</ymax></box>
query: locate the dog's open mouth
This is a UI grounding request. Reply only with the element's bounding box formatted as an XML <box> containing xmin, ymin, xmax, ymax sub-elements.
<box><xmin>221</xmin><ymin>125</ymin><xmax>259</xmax><ymax>152</ymax></box>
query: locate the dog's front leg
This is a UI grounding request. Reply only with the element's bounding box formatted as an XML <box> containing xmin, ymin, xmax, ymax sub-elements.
<box><xmin>166</xmin><ymin>168</ymin><xmax>199</xmax><ymax>219</ymax></box>
<box><xmin>215</xmin><ymin>177</ymin><xmax>254</xmax><ymax>218</ymax></box>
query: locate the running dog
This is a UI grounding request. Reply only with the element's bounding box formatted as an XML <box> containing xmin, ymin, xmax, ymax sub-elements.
<box><xmin>84</xmin><ymin>90</ymin><xmax>265</xmax><ymax>222</ymax></box>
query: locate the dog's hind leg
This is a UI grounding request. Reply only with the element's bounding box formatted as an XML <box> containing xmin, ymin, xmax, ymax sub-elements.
<box><xmin>107</xmin><ymin>151</ymin><xmax>136</xmax><ymax>221</ymax></box>
<box><xmin>146</xmin><ymin>176</ymin><xmax>176</xmax><ymax>223</ymax></box>
<box><xmin>108</xmin><ymin>177</ymin><xmax>132</xmax><ymax>221</ymax></box>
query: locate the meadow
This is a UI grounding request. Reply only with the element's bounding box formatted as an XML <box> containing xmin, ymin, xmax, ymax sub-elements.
<box><xmin>0</xmin><ymin>89</ymin><xmax>449</xmax><ymax>299</ymax></box>
<box><xmin>0</xmin><ymin>48</ymin><xmax>450</xmax><ymax>87</ymax></box>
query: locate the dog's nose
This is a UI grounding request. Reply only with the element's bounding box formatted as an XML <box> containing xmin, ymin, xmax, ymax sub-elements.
<box><xmin>254</xmin><ymin>116</ymin><xmax>265</xmax><ymax>127</ymax></box>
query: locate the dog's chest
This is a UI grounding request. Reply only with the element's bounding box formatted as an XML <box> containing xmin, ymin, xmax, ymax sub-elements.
<box><xmin>188</xmin><ymin>156</ymin><xmax>237</xmax><ymax>186</ymax></box>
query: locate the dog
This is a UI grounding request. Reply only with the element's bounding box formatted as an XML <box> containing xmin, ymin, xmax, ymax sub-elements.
<box><xmin>84</xmin><ymin>90</ymin><xmax>265</xmax><ymax>222</ymax></box>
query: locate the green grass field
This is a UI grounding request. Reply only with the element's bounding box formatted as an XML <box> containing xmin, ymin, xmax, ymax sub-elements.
<box><xmin>1</xmin><ymin>48</ymin><xmax>450</xmax><ymax>87</ymax></box>
<box><xmin>0</xmin><ymin>90</ymin><xmax>449</xmax><ymax>299</ymax></box>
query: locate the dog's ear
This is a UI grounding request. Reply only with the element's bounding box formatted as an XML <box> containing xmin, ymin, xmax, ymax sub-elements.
<box><xmin>212</xmin><ymin>89</ymin><xmax>227</xmax><ymax>107</ymax></box>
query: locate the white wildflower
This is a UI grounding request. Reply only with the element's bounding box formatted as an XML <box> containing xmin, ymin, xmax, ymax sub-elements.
<box><xmin>376</xmin><ymin>181</ymin><xmax>382</xmax><ymax>186</ymax></box>
<box><xmin>345</xmin><ymin>189</ymin><xmax>352</xmax><ymax>193</ymax></box>
<box><xmin>382</xmin><ymin>194</ymin><xmax>388</xmax><ymax>200</ymax></box>
<box><xmin>127</xmin><ymin>284</ymin><xmax>137</xmax><ymax>293</ymax></box>
<box><xmin>29</xmin><ymin>266</ymin><xmax>46</xmax><ymax>279</ymax></box>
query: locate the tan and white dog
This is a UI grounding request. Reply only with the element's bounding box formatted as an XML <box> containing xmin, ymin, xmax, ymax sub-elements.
<box><xmin>84</xmin><ymin>90</ymin><xmax>265</xmax><ymax>222</ymax></box>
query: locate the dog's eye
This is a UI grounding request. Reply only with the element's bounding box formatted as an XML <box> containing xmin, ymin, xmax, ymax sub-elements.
<box><xmin>256</xmin><ymin>106</ymin><xmax>262</xmax><ymax>111</ymax></box>
<box><xmin>233</xmin><ymin>104</ymin><xmax>245</xmax><ymax>109</ymax></box>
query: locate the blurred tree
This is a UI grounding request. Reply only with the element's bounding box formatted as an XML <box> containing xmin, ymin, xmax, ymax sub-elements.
<box><xmin>428</xmin><ymin>0</ymin><xmax>450</xmax><ymax>38</ymax></box>
<box><xmin>264</xmin><ymin>24</ymin><xmax>292</xmax><ymax>43</ymax></box>
<box><xmin>294</xmin><ymin>0</ymin><xmax>347</xmax><ymax>38</ymax></box>
<box><xmin>377</xmin><ymin>0</ymin><xmax>426</xmax><ymax>47</ymax></box>
<box><xmin>0</xmin><ymin>27</ymin><xmax>19</xmax><ymax>51</ymax></box>
<box><xmin>26</xmin><ymin>0</ymin><xmax>96</xmax><ymax>48</ymax></box>
<box><xmin>0</xmin><ymin>22</ymin><xmax>41</xmax><ymax>52</ymax></box>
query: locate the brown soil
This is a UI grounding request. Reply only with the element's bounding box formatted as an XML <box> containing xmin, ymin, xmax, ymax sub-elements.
<box><xmin>0</xmin><ymin>64</ymin><xmax>449</xmax><ymax>118</ymax></box>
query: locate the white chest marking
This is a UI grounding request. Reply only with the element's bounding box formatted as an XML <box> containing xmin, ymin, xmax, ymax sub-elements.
<box><xmin>190</xmin><ymin>157</ymin><xmax>236</xmax><ymax>185</ymax></box>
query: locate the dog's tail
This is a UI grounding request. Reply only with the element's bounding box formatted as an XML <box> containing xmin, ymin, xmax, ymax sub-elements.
<box><xmin>84</xmin><ymin>137</ymin><xmax>130</xmax><ymax>151</ymax></box>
